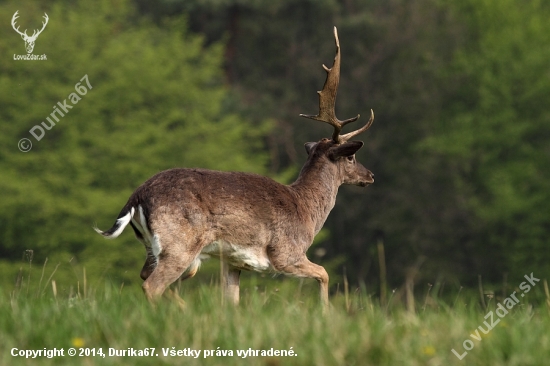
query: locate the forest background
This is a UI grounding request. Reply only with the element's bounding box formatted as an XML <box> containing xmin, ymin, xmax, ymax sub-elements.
<box><xmin>1</xmin><ymin>0</ymin><xmax>549</xmax><ymax>298</ymax></box>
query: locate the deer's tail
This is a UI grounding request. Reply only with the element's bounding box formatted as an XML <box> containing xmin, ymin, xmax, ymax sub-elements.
<box><xmin>94</xmin><ymin>206</ymin><xmax>135</xmax><ymax>239</ymax></box>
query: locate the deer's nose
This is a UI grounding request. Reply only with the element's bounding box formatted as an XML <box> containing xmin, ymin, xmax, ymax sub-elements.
<box><xmin>368</xmin><ymin>172</ymin><xmax>375</xmax><ymax>183</ymax></box>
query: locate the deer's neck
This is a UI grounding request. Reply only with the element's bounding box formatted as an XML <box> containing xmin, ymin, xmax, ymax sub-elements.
<box><xmin>290</xmin><ymin>158</ymin><xmax>342</xmax><ymax>235</ymax></box>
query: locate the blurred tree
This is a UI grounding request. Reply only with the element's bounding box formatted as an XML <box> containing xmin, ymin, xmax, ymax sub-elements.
<box><xmin>132</xmin><ymin>0</ymin><xmax>550</xmax><ymax>288</ymax></box>
<box><xmin>3</xmin><ymin>0</ymin><xmax>549</xmax><ymax>295</ymax></box>
<box><xmin>0</xmin><ymin>0</ymin><xmax>271</xmax><ymax>289</ymax></box>
<box><xmin>132</xmin><ymin>0</ymin><xmax>470</xmax><ymax>286</ymax></box>
<box><xmin>422</xmin><ymin>0</ymin><xmax>550</xmax><ymax>281</ymax></box>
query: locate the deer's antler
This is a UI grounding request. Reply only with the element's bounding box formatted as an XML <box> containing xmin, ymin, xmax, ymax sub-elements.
<box><xmin>11</xmin><ymin>11</ymin><xmax>28</xmax><ymax>37</ymax></box>
<box><xmin>300</xmin><ymin>27</ymin><xmax>374</xmax><ymax>144</ymax></box>
<box><xmin>31</xmin><ymin>13</ymin><xmax>49</xmax><ymax>39</ymax></box>
<box><xmin>11</xmin><ymin>11</ymin><xmax>48</xmax><ymax>40</ymax></box>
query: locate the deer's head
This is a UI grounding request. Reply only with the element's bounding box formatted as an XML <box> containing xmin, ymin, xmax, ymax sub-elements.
<box><xmin>301</xmin><ymin>27</ymin><xmax>375</xmax><ymax>188</ymax></box>
<box><xmin>304</xmin><ymin>139</ymin><xmax>374</xmax><ymax>187</ymax></box>
<box><xmin>11</xmin><ymin>11</ymin><xmax>49</xmax><ymax>54</ymax></box>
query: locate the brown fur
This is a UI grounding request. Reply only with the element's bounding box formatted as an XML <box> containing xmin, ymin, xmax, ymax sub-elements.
<box><xmin>96</xmin><ymin>27</ymin><xmax>375</xmax><ymax>309</ymax></box>
<box><xmin>96</xmin><ymin>138</ymin><xmax>373</xmax><ymax>308</ymax></box>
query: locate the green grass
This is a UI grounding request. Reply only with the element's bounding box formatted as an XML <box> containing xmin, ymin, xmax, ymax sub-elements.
<box><xmin>1</xmin><ymin>276</ymin><xmax>550</xmax><ymax>366</ymax></box>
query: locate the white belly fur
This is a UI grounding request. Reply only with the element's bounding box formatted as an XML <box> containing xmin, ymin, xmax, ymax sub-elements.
<box><xmin>200</xmin><ymin>240</ymin><xmax>272</xmax><ymax>272</ymax></box>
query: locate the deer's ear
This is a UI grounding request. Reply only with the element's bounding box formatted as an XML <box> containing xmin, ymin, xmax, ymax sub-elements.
<box><xmin>329</xmin><ymin>141</ymin><xmax>364</xmax><ymax>159</ymax></box>
<box><xmin>304</xmin><ymin>142</ymin><xmax>317</xmax><ymax>155</ymax></box>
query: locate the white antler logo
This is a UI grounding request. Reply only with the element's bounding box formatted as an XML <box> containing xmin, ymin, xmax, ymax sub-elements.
<box><xmin>11</xmin><ymin>11</ymin><xmax>49</xmax><ymax>54</ymax></box>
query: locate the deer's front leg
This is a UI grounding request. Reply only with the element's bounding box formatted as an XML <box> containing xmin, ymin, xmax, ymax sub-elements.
<box><xmin>223</xmin><ymin>263</ymin><xmax>241</xmax><ymax>306</ymax></box>
<box><xmin>276</xmin><ymin>256</ymin><xmax>330</xmax><ymax>310</ymax></box>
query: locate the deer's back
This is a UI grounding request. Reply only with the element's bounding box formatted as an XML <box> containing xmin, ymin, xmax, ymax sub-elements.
<box><xmin>130</xmin><ymin>168</ymin><xmax>308</xmax><ymax>243</ymax></box>
<box><xmin>127</xmin><ymin>168</ymin><xmax>311</xmax><ymax>271</ymax></box>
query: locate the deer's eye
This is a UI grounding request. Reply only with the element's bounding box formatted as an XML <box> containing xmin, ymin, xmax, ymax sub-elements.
<box><xmin>346</xmin><ymin>156</ymin><xmax>354</xmax><ymax>162</ymax></box>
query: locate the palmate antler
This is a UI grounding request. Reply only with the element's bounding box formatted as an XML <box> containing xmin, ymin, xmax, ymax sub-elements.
<box><xmin>300</xmin><ymin>27</ymin><xmax>374</xmax><ymax>144</ymax></box>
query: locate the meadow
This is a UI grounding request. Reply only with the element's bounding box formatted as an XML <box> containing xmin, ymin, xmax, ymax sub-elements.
<box><xmin>2</xmin><ymin>261</ymin><xmax>549</xmax><ymax>366</ymax></box>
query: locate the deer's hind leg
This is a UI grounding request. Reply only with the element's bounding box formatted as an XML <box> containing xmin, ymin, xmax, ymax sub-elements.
<box><xmin>140</xmin><ymin>252</ymin><xmax>201</xmax><ymax>282</ymax></box>
<box><xmin>141</xmin><ymin>229</ymin><xmax>206</xmax><ymax>303</ymax></box>
<box><xmin>140</xmin><ymin>248</ymin><xmax>156</xmax><ymax>280</ymax></box>
<box><xmin>129</xmin><ymin>220</ymin><xmax>157</xmax><ymax>281</ymax></box>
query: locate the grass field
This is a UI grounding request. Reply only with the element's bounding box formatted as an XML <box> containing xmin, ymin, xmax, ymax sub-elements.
<box><xmin>1</xmin><ymin>268</ymin><xmax>550</xmax><ymax>366</ymax></box>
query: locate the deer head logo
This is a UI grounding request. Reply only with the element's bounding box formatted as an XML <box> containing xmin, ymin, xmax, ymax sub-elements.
<box><xmin>11</xmin><ymin>11</ymin><xmax>49</xmax><ymax>54</ymax></box>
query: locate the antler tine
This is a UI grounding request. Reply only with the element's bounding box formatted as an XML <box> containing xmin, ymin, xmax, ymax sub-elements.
<box><xmin>42</xmin><ymin>14</ymin><xmax>49</xmax><ymax>29</ymax></box>
<box><xmin>11</xmin><ymin>11</ymin><xmax>27</xmax><ymax>37</ymax></box>
<box><xmin>339</xmin><ymin>109</ymin><xmax>374</xmax><ymax>143</ymax></box>
<box><xmin>300</xmin><ymin>26</ymin><xmax>374</xmax><ymax>144</ymax></box>
<box><xmin>300</xmin><ymin>26</ymin><xmax>361</xmax><ymax>143</ymax></box>
<box><xmin>34</xmin><ymin>13</ymin><xmax>49</xmax><ymax>37</ymax></box>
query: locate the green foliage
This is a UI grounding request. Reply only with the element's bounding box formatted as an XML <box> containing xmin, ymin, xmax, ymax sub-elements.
<box><xmin>2</xmin><ymin>0</ymin><xmax>550</xmax><ymax>298</ymax></box>
<box><xmin>170</xmin><ymin>0</ymin><xmax>550</xmax><ymax>285</ymax></box>
<box><xmin>422</xmin><ymin>0</ymin><xmax>550</xmax><ymax>279</ymax></box>
<box><xmin>0</xmin><ymin>0</ymin><xmax>271</xmax><ymax>289</ymax></box>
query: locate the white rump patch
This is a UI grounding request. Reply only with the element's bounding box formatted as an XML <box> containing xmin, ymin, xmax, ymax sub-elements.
<box><xmin>131</xmin><ymin>205</ymin><xmax>155</xmax><ymax>245</ymax></box>
<box><xmin>151</xmin><ymin>234</ymin><xmax>162</xmax><ymax>259</ymax></box>
<box><xmin>128</xmin><ymin>205</ymin><xmax>161</xmax><ymax>265</ymax></box>
<box><xmin>138</xmin><ymin>205</ymin><xmax>153</xmax><ymax>242</ymax></box>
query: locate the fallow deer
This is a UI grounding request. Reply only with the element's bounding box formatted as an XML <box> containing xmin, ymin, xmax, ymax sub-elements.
<box><xmin>94</xmin><ymin>27</ymin><xmax>375</xmax><ymax>309</ymax></box>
